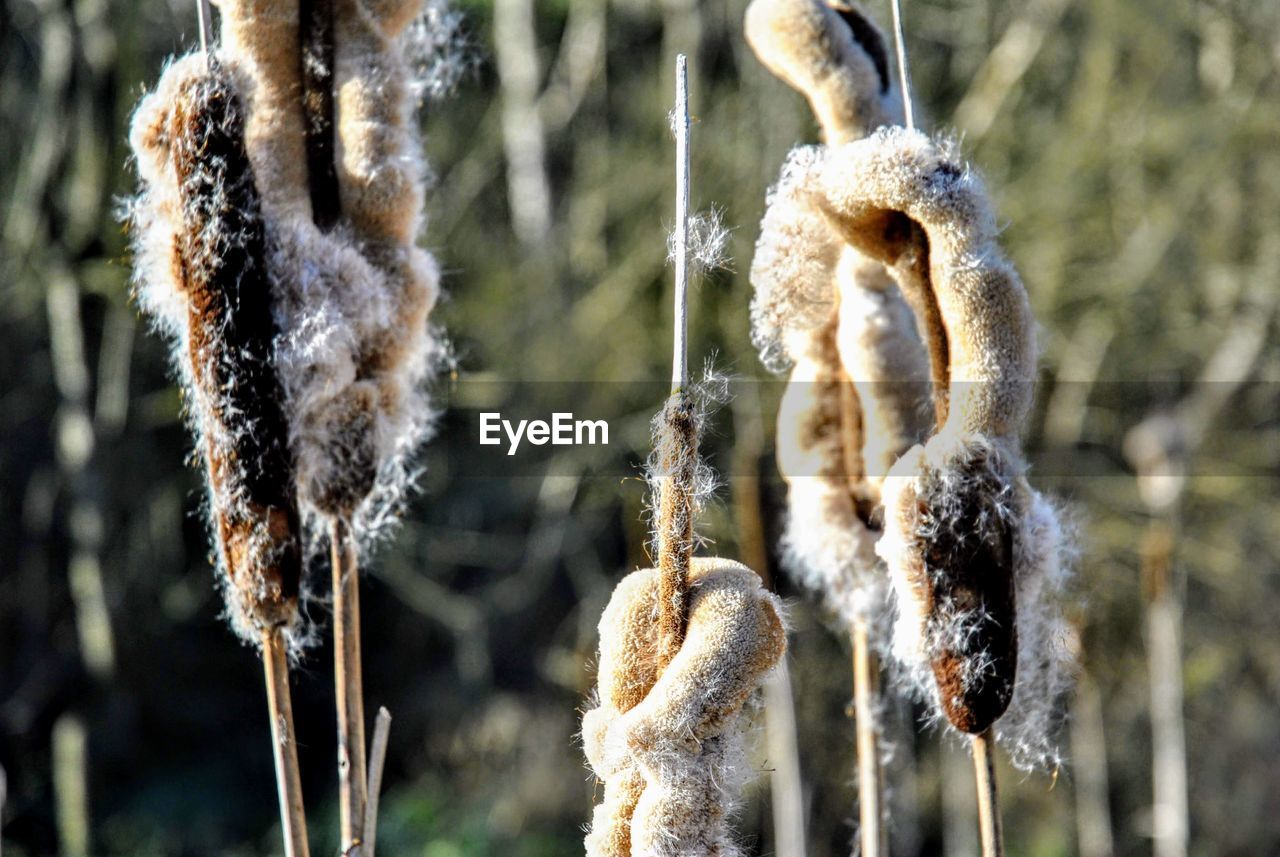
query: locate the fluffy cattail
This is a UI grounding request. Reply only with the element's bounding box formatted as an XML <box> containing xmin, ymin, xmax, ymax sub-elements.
<box><xmin>747</xmin><ymin>0</ymin><xmax>929</xmax><ymax>626</ymax></box>
<box><xmin>583</xmin><ymin>559</ymin><xmax>787</xmax><ymax>857</ymax></box>
<box><xmin>803</xmin><ymin>126</ymin><xmax>1074</xmax><ymax>765</ymax></box>
<box><xmin>210</xmin><ymin>0</ymin><xmax>444</xmax><ymax>535</ymax></box>
<box><xmin>129</xmin><ymin>55</ymin><xmax>303</xmax><ymax>646</ymax></box>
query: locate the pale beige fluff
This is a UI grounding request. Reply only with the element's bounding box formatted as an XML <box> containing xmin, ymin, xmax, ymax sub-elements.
<box><xmin>744</xmin><ymin>0</ymin><xmax>898</xmax><ymax>144</ymax></box>
<box><xmin>209</xmin><ymin>0</ymin><xmax>444</xmax><ymax>534</ymax></box>
<box><xmin>747</xmin><ymin>0</ymin><xmax>929</xmax><ymax>638</ymax></box>
<box><xmin>774</xmin><ymin>320</ymin><xmax>883</xmax><ymax>628</ymax></box>
<box><xmin>583</xmin><ymin>559</ymin><xmax>786</xmax><ymax>856</ymax></box>
<box><xmin>816</xmin><ymin>127</ymin><xmax>1036</xmax><ymax>440</ymax></box>
<box><xmin>216</xmin><ymin>0</ymin><xmax>312</xmax><ymax>220</ymax></box>
<box><xmin>805</xmin><ymin>128</ymin><xmax>1076</xmax><ymax>766</ymax></box>
<box><xmin>833</xmin><ymin>252</ymin><xmax>931</xmax><ymax>487</ymax></box>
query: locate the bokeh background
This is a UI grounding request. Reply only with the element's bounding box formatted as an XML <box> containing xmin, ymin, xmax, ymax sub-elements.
<box><xmin>3</xmin><ymin>0</ymin><xmax>1280</xmax><ymax>854</ymax></box>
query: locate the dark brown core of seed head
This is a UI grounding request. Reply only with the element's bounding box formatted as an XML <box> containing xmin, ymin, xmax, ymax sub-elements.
<box><xmin>170</xmin><ymin>67</ymin><xmax>302</xmax><ymax>615</ymax></box>
<box><xmin>915</xmin><ymin>450</ymin><xmax>1017</xmax><ymax>734</ymax></box>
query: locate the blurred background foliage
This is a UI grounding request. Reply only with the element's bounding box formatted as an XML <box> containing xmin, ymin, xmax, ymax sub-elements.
<box><xmin>3</xmin><ymin>0</ymin><xmax>1280</xmax><ymax>854</ymax></box>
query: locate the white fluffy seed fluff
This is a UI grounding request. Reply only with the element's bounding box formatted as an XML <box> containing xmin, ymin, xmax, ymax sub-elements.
<box><xmin>128</xmin><ymin>0</ymin><xmax>458</xmax><ymax>651</ymax></box>
<box><xmin>747</xmin><ymin>0</ymin><xmax>930</xmax><ymax>642</ymax></box>
<box><xmin>131</xmin><ymin>0</ymin><xmax>451</xmax><ymax>558</ymax></box>
<box><xmin>582</xmin><ymin>559</ymin><xmax>787</xmax><ymax>856</ymax></box>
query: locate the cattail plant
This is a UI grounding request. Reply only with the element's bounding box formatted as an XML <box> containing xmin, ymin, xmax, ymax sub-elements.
<box><xmin>129</xmin><ymin>53</ymin><xmax>310</xmax><ymax>857</ymax></box>
<box><xmin>128</xmin><ymin>0</ymin><xmax>449</xmax><ymax>850</ymax></box>
<box><xmin>771</xmin><ymin>126</ymin><xmax>1076</xmax><ymax>854</ymax></box>
<box><xmin>747</xmin><ymin>2</ymin><xmax>1077</xmax><ymax>848</ymax></box>
<box><xmin>746</xmin><ymin>1</ymin><xmax>928</xmax><ymax>852</ymax></box>
<box><xmin>581</xmin><ymin>57</ymin><xmax>786</xmax><ymax>857</ymax></box>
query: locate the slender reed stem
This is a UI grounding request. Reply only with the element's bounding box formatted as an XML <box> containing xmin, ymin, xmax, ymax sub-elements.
<box><xmin>889</xmin><ymin>0</ymin><xmax>915</xmax><ymax>130</ymax></box>
<box><xmin>972</xmin><ymin>729</ymin><xmax>1004</xmax><ymax>857</ymax></box>
<box><xmin>655</xmin><ymin>54</ymin><xmax>696</xmax><ymax>672</ymax></box>
<box><xmin>364</xmin><ymin>707</ymin><xmax>393</xmax><ymax>857</ymax></box>
<box><xmin>263</xmin><ymin>628</ymin><xmax>310</xmax><ymax>857</ymax></box>
<box><xmin>331</xmin><ymin>518</ymin><xmax>368</xmax><ymax>853</ymax></box>
<box><xmin>671</xmin><ymin>53</ymin><xmax>690</xmax><ymax>393</ymax></box>
<box><xmin>196</xmin><ymin>0</ymin><xmax>213</xmax><ymax>56</ymax></box>
<box><xmin>852</xmin><ymin>618</ymin><xmax>885</xmax><ymax>857</ymax></box>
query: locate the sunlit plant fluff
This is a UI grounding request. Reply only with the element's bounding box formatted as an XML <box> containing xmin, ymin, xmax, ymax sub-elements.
<box><xmin>804</xmin><ymin>126</ymin><xmax>1076</xmax><ymax>769</ymax></box>
<box><xmin>131</xmin><ymin>0</ymin><xmax>454</xmax><ymax>564</ymax></box>
<box><xmin>747</xmin><ymin>0</ymin><xmax>928</xmax><ymax>633</ymax></box>
<box><xmin>583</xmin><ymin>369</ymin><xmax>786</xmax><ymax>854</ymax></box>
<box><xmin>129</xmin><ymin>56</ymin><xmax>305</xmax><ymax>648</ymax></box>
<box><xmin>582</xmin><ymin>558</ymin><xmax>787</xmax><ymax>857</ymax></box>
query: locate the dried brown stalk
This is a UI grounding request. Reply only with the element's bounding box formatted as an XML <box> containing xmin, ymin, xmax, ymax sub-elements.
<box><xmin>331</xmin><ymin>518</ymin><xmax>368</xmax><ymax>851</ymax></box>
<box><xmin>971</xmin><ymin>729</ymin><xmax>1004</xmax><ymax>857</ymax></box>
<box><xmin>264</xmin><ymin>628</ymin><xmax>310</xmax><ymax>857</ymax></box>
<box><xmin>852</xmin><ymin>617</ymin><xmax>886</xmax><ymax>857</ymax></box>
<box><xmin>364</xmin><ymin>707</ymin><xmax>393</xmax><ymax>857</ymax></box>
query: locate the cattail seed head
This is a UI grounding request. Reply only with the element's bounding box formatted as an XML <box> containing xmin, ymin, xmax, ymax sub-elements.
<box><xmin>129</xmin><ymin>56</ymin><xmax>303</xmax><ymax>645</ymax></box>
<box><xmin>211</xmin><ymin>0</ymin><xmax>445</xmax><ymax>534</ymax></box>
<box><xmin>583</xmin><ymin>559</ymin><xmax>786</xmax><ymax>857</ymax></box>
<box><xmin>748</xmin><ymin>0</ymin><xmax>931</xmax><ymax>641</ymax></box>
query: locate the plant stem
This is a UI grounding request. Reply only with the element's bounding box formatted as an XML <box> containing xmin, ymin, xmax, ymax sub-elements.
<box><xmin>972</xmin><ymin>728</ymin><xmax>1004</xmax><ymax>857</ymax></box>
<box><xmin>263</xmin><ymin>628</ymin><xmax>310</xmax><ymax>857</ymax></box>
<box><xmin>331</xmin><ymin>517</ymin><xmax>367</xmax><ymax>852</ymax></box>
<box><xmin>889</xmin><ymin>0</ymin><xmax>915</xmax><ymax>130</ymax></box>
<box><xmin>364</xmin><ymin>707</ymin><xmax>392</xmax><ymax>857</ymax></box>
<box><xmin>852</xmin><ymin>617</ymin><xmax>885</xmax><ymax>857</ymax></box>
<box><xmin>655</xmin><ymin>54</ymin><xmax>695</xmax><ymax>673</ymax></box>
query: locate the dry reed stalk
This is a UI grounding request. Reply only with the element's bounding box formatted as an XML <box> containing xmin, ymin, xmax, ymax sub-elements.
<box><xmin>264</xmin><ymin>628</ymin><xmax>311</xmax><ymax>857</ymax></box>
<box><xmin>331</xmin><ymin>518</ymin><xmax>368</xmax><ymax>849</ymax></box>
<box><xmin>971</xmin><ymin>730</ymin><xmax>1003</xmax><ymax>857</ymax></box>
<box><xmin>851</xmin><ymin>616</ymin><xmax>886</xmax><ymax>857</ymax></box>
<box><xmin>654</xmin><ymin>54</ymin><xmax>695</xmax><ymax>672</ymax></box>
<box><xmin>364</xmin><ymin>707</ymin><xmax>393</xmax><ymax>857</ymax></box>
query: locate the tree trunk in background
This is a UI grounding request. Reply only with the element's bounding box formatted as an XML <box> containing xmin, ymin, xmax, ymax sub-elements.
<box><xmin>494</xmin><ymin>0</ymin><xmax>553</xmax><ymax>250</ymax></box>
<box><xmin>1144</xmin><ymin>521</ymin><xmax>1187</xmax><ymax>857</ymax></box>
<box><xmin>1072</xmin><ymin>671</ymin><xmax>1115</xmax><ymax>857</ymax></box>
<box><xmin>52</xmin><ymin>715</ymin><xmax>89</xmax><ymax>857</ymax></box>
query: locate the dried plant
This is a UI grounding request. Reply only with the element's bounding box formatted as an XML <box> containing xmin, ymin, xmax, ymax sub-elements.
<box><xmin>128</xmin><ymin>54</ymin><xmax>310</xmax><ymax>857</ymax></box>
<box><xmin>583</xmin><ymin>558</ymin><xmax>787</xmax><ymax>856</ymax></box>
<box><xmin>746</xmin><ymin>3</ymin><xmax>929</xmax><ymax>852</ymax></box>
<box><xmin>795</xmin><ymin>126</ymin><xmax>1076</xmax><ymax>770</ymax></box>
<box><xmin>128</xmin><ymin>0</ymin><xmax>457</xmax><ymax>850</ymax></box>
<box><xmin>582</xmin><ymin>56</ymin><xmax>786</xmax><ymax>857</ymax></box>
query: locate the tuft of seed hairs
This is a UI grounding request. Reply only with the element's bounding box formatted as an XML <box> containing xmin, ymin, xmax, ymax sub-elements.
<box><xmin>582</xmin><ymin>559</ymin><xmax>787</xmax><ymax>857</ymax></box>
<box><xmin>215</xmin><ymin>0</ymin><xmax>446</xmax><ymax>544</ymax></box>
<box><xmin>400</xmin><ymin>0</ymin><xmax>477</xmax><ymax>105</ymax></box>
<box><xmin>668</xmin><ymin>208</ymin><xmax>734</xmax><ymax>278</ymax></box>
<box><xmin>128</xmin><ymin>55</ymin><xmax>304</xmax><ymax>650</ymax></box>
<box><xmin>747</xmin><ymin>0</ymin><xmax>930</xmax><ymax>638</ymax></box>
